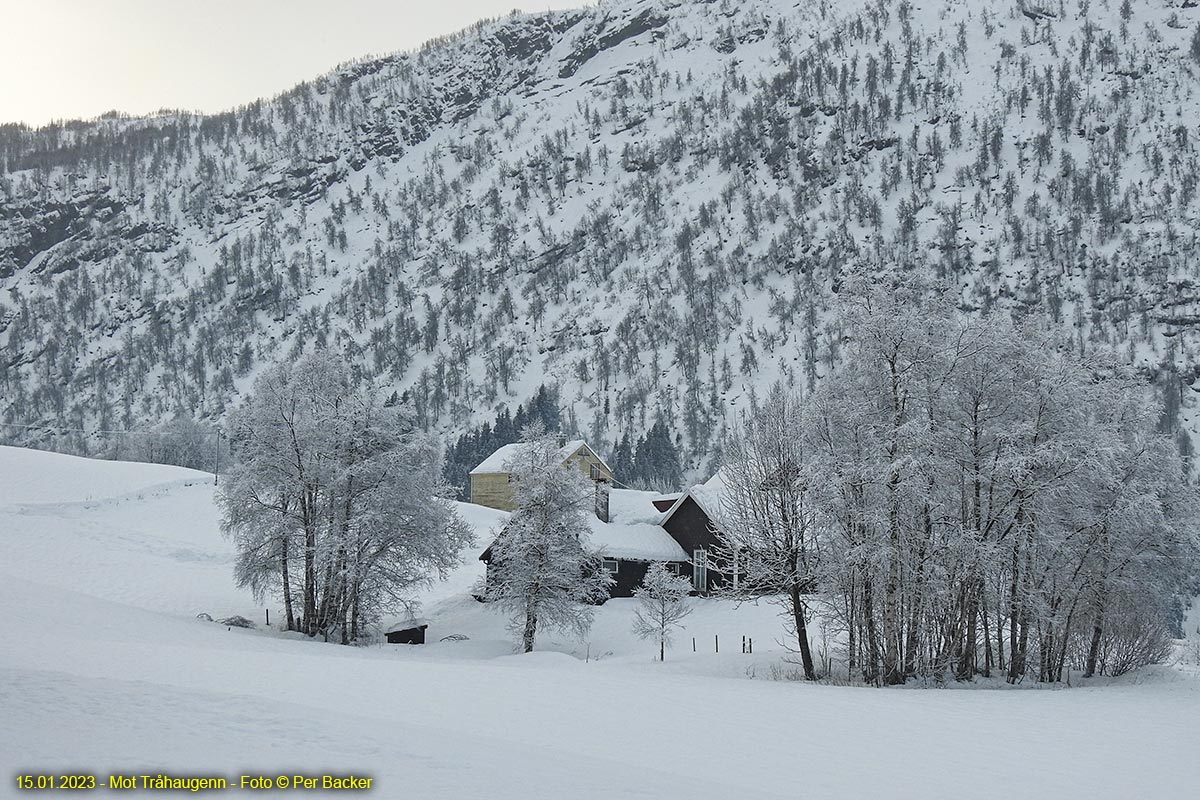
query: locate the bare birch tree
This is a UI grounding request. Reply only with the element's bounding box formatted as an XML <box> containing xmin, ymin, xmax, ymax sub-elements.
<box><xmin>712</xmin><ymin>383</ymin><xmax>821</xmax><ymax>680</ymax></box>
<box><xmin>632</xmin><ymin>562</ymin><xmax>694</xmax><ymax>661</ymax></box>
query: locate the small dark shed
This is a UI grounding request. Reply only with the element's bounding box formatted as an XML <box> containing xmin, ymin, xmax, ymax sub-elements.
<box><xmin>385</xmin><ymin>618</ymin><xmax>429</xmax><ymax>645</ymax></box>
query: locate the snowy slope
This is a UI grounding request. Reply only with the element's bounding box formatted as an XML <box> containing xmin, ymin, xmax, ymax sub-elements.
<box><xmin>0</xmin><ymin>446</ymin><xmax>213</xmax><ymax>505</ymax></box>
<box><xmin>3</xmin><ymin>446</ymin><xmax>1200</xmax><ymax>798</ymax></box>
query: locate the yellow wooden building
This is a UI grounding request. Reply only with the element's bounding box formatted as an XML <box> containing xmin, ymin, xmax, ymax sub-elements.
<box><xmin>469</xmin><ymin>438</ymin><xmax>613</xmax><ymax>512</ymax></box>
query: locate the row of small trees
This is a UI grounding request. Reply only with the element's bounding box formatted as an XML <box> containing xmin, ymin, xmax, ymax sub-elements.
<box><xmin>608</xmin><ymin>419</ymin><xmax>685</xmax><ymax>493</ymax></box>
<box><xmin>712</xmin><ymin>278</ymin><xmax>1200</xmax><ymax>684</ymax></box>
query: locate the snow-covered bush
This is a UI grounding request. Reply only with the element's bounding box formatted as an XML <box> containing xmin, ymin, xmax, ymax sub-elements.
<box><xmin>1079</xmin><ymin>598</ymin><xmax>1177</xmax><ymax>678</ymax></box>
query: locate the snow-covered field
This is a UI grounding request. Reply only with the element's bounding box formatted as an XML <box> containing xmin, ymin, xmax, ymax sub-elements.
<box><xmin>2</xmin><ymin>445</ymin><xmax>1199</xmax><ymax>798</ymax></box>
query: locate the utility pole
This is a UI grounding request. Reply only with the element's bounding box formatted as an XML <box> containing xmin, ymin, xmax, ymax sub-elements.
<box><xmin>214</xmin><ymin>429</ymin><xmax>221</xmax><ymax>486</ymax></box>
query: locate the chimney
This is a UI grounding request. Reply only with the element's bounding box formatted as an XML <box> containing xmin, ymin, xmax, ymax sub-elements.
<box><xmin>594</xmin><ymin>481</ymin><xmax>610</xmax><ymax>523</ymax></box>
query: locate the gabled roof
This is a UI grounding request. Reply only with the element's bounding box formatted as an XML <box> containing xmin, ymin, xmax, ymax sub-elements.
<box><xmin>659</xmin><ymin>468</ymin><xmax>728</xmax><ymax>528</ymax></box>
<box><xmin>469</xmin><ymin>439</ymin><xmax>611</xmax><ymax>475</ymax></box>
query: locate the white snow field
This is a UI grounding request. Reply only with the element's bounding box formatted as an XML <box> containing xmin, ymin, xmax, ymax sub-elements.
<box><xmin>2</xmin><ymin>446</ymin><xmax>1199</xmax><ymax>799</ymax></box>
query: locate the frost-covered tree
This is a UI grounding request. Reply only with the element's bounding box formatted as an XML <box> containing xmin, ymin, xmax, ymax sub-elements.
<box><xmin>632</xmin><ymin>562</ymin><xmax>694</xmax><ymax>661</ymax></box>
<box><xmin>798</xmin><ymin>279</ymin><xmax>1200</xmax><ymax>685</ymax></box>
<box><xmin>483</xmin><ymin>425</ymin><xmax>612</xmax><ymax>652</ymax></box>
<box><xmin>217</xmin><ymin>351</ymin><xmax>471</xmax><ymax>643</ymax></box>
<box><xmin>712</xmin><ymin>383</ymin><xmax>819</xmax><ymax>680</ymax></box>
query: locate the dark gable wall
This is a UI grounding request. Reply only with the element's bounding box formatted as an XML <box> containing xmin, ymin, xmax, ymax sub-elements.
<box><xmin>662</xmin><ymin>496</ymin><xmax>721</xmax><ymax>554</ymax></box>
<box><xmin>662</xmin><ymin>496</ymin><xmax>726</xmax><ymax>590</ymax></box>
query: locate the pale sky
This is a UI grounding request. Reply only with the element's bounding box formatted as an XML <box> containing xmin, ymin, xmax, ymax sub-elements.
<box><xmin>0</xmin><ymin>1</ymin><xmax>590</xmax><ymax>127</ymax></box>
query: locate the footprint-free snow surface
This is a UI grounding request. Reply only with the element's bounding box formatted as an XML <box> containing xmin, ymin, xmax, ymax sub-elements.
<box><xmin>2</xmin><ymin>445</ymin><xmax>1198</xmax><ymax>798</ymax></box>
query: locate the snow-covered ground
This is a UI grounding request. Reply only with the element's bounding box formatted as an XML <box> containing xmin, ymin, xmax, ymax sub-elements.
<box><xmin>2</xmin><ymin>445</ymin><xmax>1199</xmax><ymax>798</ymax></box>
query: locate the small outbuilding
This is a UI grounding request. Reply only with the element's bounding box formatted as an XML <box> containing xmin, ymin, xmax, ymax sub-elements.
<box><xmin>385</xmin><ymin>618</ymin><xmax>430</xmax><ymax>645</ymax></box>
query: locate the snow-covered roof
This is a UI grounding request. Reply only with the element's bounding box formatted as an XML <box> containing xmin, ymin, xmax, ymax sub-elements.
<box><xmin>691</xmin><ymin>469</ymin><xmax>729</xmax><ymax>520</ymax></box>
<box><xmin>385</xmin><ymin>618</ymin><xmax>430</xmax><ymax>634</ymax></box>
<box><xmin>586</xmin><ymin>516</ymin><xmax>689</xmax><ymax>563</ymax></box>
<box><xmin>659</xmin><ymin>468</ymin><xmax>728</xmax><ymax>527</ymax></box>
<box><xmin>607</xmin><ymin>488</ymin><xmax>665</xmax><ymax>525</ymax></box>
<box><xmin>452</xmin><ymin>500</ymin><xmax>510</xmax><ymax>537</ymax></box>
<box><xmin>469</xmin><ymin>439</ymin><xmax>610</xmax><ymax>475</ymax></box>
<box><xmin>478</xmin><ymin>505</ymin><xmax>688</xmax><ymax>564</ymax></box>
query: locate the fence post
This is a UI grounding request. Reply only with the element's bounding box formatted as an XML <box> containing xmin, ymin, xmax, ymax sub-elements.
<box><xmin>266</xmin><ymin>608</ymin><xmax>270</xmax><ymax>627</ymax></box>
<box><xmin>692</xmin><ymin>637</ymin><xmax>696</xmax><ymax>653</ymax></box>
<box><xmin>715</xmin><ymin>635</ymin><xmax>719</xmax><ymax>654</ymax></box>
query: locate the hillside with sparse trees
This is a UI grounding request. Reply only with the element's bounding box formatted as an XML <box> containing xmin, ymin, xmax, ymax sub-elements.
<box><xmin>4</xmin><ymin>0</ymin><xmax>1200</xmax><ymax>480</ymax></box>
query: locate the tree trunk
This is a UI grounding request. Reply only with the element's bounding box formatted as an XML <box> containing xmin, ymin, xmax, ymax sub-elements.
<box><xmin>522</xmin><ymin>607</ymin><xmax>537</xmax><ymax>653</ymax></box>
<box><xmin>862</xmin><ymin>576</ymin><xmax>881</xmax><ymax>685</ymax></box>
<box><xmin>1054</xmin><ymin>601</ymin><xmax>1079</xmax><ymax>683</ymax></box>
<box><xmin>883</xmin><ymin>359</ymin><xmax>904</xmax><ymax>686</ymax></box>
<box><xmin>847</xmin><ymin>573</ymin><xmax>857</xmax><ymax>682</ymax></box>
<box><xmin>1007</xmin><ymin>518</ymin><xmax>1031</xmax><ymax>683</ymax></box>
<box><xmin>303</xmin><ymin>490</ymin><xmax>317</xmax><ymax>637</ymax></box>
<box><xmin>904</xmin><ymin>520</ymin><xmax>929</xmax><ymax>678</ymax></box>
<box><xmin>789</xmin><ymin>584</ymin><xmax>817</xmax><ymax>680</ymax></box>
<box><xmin>350</xmin><ymin>578</ymin><xmax>360</xmax><ymax>644</ymax></box>
<box><xmin>1084</xmin><ymin>615</ymin><xmax>1103</xmax><ymax>678</ymax></box>
<box><xmin>981</xmin><ymin>589</ymin><xmax>993</xmax><ymax>678</ymax></box>
<box><xmin>281</xmin><ymin>537</ymin><xmax>295</xmax><ymax>632</ymax></box>
<box><xmin>1086</xmin><ymin>537</ymin><xmax>1110</xmax><ymax>678</ymax></box>
<box><xmin>995</xmin><ymin>572</ymin><xmax>1005</xmax><ymax>674</ymax></box>
<box><xmin>956</xmin><ymin>571</ymin><xmax>980</xmax><ymax>680</ymax></box>
<box><xmin>883</xmin><ymin>519</ymin><xmax>903</xmax><ymax>684</ymax></box>
<box><xmin>1008</xmin><ymin>558</ymin><xmax>1021</xmax><ymax>682</ymax></box>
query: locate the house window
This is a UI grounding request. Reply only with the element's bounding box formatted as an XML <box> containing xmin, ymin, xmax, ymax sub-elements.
<box><xmin>602</xmin><ymin>559</ymin><xmax>619</xmax><ymax>574</ymax></box>
<box><xmin>692</xmin><ymin>548</ymin><xmax>708</xmax><ymax>592</ymax></box>
<box><xmin>590</xmin><ymin>463</ymin><xmax>601</xmax><ymax>480</ymax></box>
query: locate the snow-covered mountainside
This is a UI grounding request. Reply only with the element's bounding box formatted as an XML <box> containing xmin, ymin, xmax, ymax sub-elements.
<box><xmin>4</xmin><ymin>0</ymin><xmax>1200</xmax><ymax>466</ymax></box>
